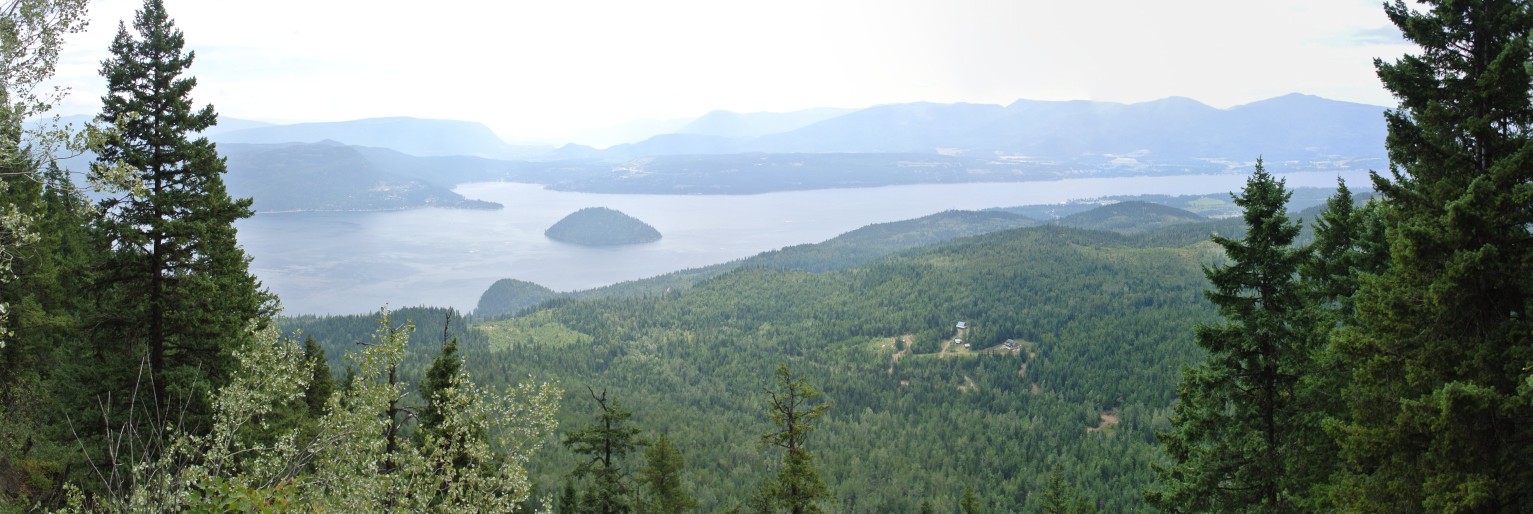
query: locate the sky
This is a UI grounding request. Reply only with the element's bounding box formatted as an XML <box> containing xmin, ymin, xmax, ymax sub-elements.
<box><xmin>46</xmin><ymin>0</ymin><xmax>1413</xmax><ymax>145</ymax></box>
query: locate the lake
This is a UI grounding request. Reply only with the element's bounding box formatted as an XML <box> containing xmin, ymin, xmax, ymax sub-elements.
<box><xmin>238</xmin><ymin>170</ymin><xmax>1372</xmax><ymax>315</ymax></box>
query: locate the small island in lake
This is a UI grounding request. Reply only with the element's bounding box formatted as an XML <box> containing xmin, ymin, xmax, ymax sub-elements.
<box><xmin>545</xmin><ymin>207</ymin><xmax>663</xmax><ymax>246</ymax></box>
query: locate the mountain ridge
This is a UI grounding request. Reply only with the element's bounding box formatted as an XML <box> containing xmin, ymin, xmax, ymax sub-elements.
<box><xmin>210</xmin><ymin>116</ymin><xmax>549</xmax><ymax>159</ymax></box>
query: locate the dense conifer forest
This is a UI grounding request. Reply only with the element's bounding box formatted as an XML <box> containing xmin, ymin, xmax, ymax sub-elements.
<box><xmin>2</xmin><ymin>0</ymin><xmax>1532</xmax><ymax>512</ymax></box>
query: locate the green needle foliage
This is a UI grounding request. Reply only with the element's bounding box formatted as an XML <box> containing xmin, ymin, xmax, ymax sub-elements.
<box><xmin>421</xmin><ymin>337</ymin><xmax>463</xmax><ymax>435</ymax></box>
<box><xmin>761</xmin><ymin>364</ymin><xmax>831</xmax><ymax>514</ymax></box>
<box><xmin>639</xmin><ymin>433</ymin><xmax>696</xmax><ymax>514</ymax></box>
<box><xmin>564</xmin><ymin>389</ymin><xmax>643</xmax><ymax>514</ymax></box>
<box><xmin>1149</xmin><ymin>160</ymin><xmax>1315</xmax><ymax>513</ymax></box>
<box><xmin>1042</xmin><ymin>465</ymin><xmax>1097</xmax><ymax>514</ymax></box>
<box><xmin>81</xmin><ymin>0</ymin><xmax>275</xmax><ymax>467</ymax></box>
<box><xmin>301</xmin><ymin>336</ymin><xmax>333</xmax><ymax>418</ymax></box>
<box><xmin>959</xmin><ymin>484</ymin><xmax>980</xmax><ymax>514</ymax></box>
<box><xmin>1330</xmin><ymin>0</ymin><xmax>1533</xmax><ymax>511</ymax></box>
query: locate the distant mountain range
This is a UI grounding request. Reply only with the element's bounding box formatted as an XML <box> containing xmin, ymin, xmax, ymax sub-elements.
<box><xmin>225</xmin><ymin>94</ymin><xmax>1390</xmax><ymax>203</ymax></box>
<box><xmin>673</xmin><ymin>107</ymin><xmax>857</xmax><ymax>140</ymax></box>
<box><xmin>180</xmin><ymin>93</ymin><xmax>1386</xmax><ymax>169</ymax></box>
<box><xmin>41</xmin><ymin>93</ymin><xmax>1390</xmax><ymax>209</ymax></box>
<box><xmin>31</xmin><ymin>113</ymin><xmax>273</xmax><ymax>137</ymax></box>
<box><xmin>597</xmin><ymin>94</ymin><xmax>1386</xmax><ymax>167</ymax></box>
<box><xmin>210</xmin><ymin>117</ymin><xmax>549</xmax><ymax>159</ymax></box>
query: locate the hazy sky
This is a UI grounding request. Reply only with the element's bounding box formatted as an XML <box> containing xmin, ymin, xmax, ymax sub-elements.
<box><xmin>47</xmin><ymin>0</ymin><xmax>1411</xmax><ymax>144</ymax></box>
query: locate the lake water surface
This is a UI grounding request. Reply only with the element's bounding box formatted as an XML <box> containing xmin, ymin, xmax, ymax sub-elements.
<box><xmin>239</xmin><ymin>171</ymin><xmax>1371</xmax><ymax>315</ymax></box>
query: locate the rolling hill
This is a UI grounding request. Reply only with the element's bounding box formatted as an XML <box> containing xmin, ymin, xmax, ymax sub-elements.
<box><xmin>220</xmin><ymin>142</ymin><xmax>501</xmax><ymax>212</ymax></box>
<box><xmin>1057</xmin><ymin>201</ymin><xmax>1207</xmax><ymax>234</ymax></box>
<box><xmin>473</xmin><ymin>209</ymin><xmax>1038</xmax><ymax>319</ymax></box>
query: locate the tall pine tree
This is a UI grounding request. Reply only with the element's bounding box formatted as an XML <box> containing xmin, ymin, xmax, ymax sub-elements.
<box><xmin>83</xmin><ymin>0</ymin><xmax>273</xmax><ymax>456</ymax></box>
<box><xmin>564</xmin><ymin>389</ymin><xmax>642</xmax><ymax>514</ymax></box>
<box><xmin>1148</xmin><ymin>160</ymin><xmax>1314</xmax><ymax>513</ymax></box>
<box><xmin>762</xmin><ymin>364</ymin><xmax>831</xmax><ymax>514</ymax></box>
<box><xmin>1331</xmin><ymin>1</ymin><xmax>1533</xmax><ymax>511</ymax></box>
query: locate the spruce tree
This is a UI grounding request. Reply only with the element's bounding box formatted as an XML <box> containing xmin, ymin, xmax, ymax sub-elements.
<box><xmin>0</xmin><ymin>159</ymin><xmax>94</xmax><ymax>506</ymax></box>
<box><xmin>1287</xmin><ymin>180</ymin><xmax>1375</xmax><ymax>509</ymax></box>
<box><xmin>1042</xmin><ymin>466</ymin><xmax>1097</xmax><ymax>514</ymax></box>
<box><xmin>1148</xmin><ymin>160</ymin><xmax>1312</xmax><ymax>513</ymax></box>
<box><xmin>564</xmin><ymin>389</ymin><xmax>642</xmax><ymax>514</ymax></box>
<box><xmin>302</xmin><ymin>336</ymin><xmax>334</xmax><ymax>418</ymax></box>
<box><xmin>959</xmin><ymin>484</ymin><xmax>980</xmax><ymax>514</ymax></box>
<box><xmin>420</xmin><ymin>338</ymin><xmax>462</xmax><ymax>434</ymax></box>
<box><xmin>1331</xmin><ymin>0</ymin><xmax>1533</xmax><ymax>511</ymax></box>
<box><xmin>84</xmin><ymin>0</ymin><xmax>273</xmax><ymax>451</ymax></box>
<box><xmin>0</xmin><ymin>0</ymin><xmax>89</xmax><ymax>353</ymax></box>
<box><xmin>639</xmin><ymin>433</ymin><xmax>696</xmax><ymax>514</ymax></box>
<box><xmin>1300</xmin><ymin>179</ymin><xmax>1361</xmax><ymax>318</ymax></box>
<box><xmin>557</xmin><ymin>477</ymin><xmax>580</xmax><ymax>514</ymax></box>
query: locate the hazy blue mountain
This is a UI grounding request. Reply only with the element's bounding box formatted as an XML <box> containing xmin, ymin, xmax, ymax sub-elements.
<box><xmin>211</xmin><ymin>117</ymin><xmax>547</xmax><ymax>158</ymax></box>
<box><xmin>602</xmin><ymin>133</ymin><xmax>745</xmax><ymax>159</ymax></box>
<box><xmin>735</xmin><ymin>94</ymin><xmax>1385</xmax><ymax>169</ymax></box>
<box><xmin>29</xmin><ymin>113</ymin><xmax>271</xmax><ymax>137</ymax></box>
<box><xmin>345</xmin><ymin>146</ymin><xmax>607</xmax><ymax>188</ymax></box>
<box><xmin>562</xmin><ymin>116</ymin><xmax>695</xmax><ymax>149</ymax></box>
<box><xmin>543</xmin><ymin>153</ymin><xmax>985</xmax><ymax>194</ymax></box>
<box><xmin>546</xmin><ymin>143</ymin><xmax>605</xmax><ymax>160</ymax></box>
<box><xmin>220</xmin><ymin>142</ymin><xmax>501</xmax><ymax>212</ymax></box>
<box><xmin>673</xmin><ymin>107</ymin><xmax>856</xmax><ymax>139</ymax></box>
<box><xmin>749</xmin><ymin>102</ymin><xmax>1008</xmax><ymax>154</ymax></box>
<box><xmin>203</xmin><ymin>116</ymin><xmax>275</xmax><ymax>135</ymax></box>
<box><xmin>1219</xmin><ymin>93</ymin><xmax>1388</xmax><ymax>162</ymax></box>
<box><xmin>986</xmin><ymin>96</ymin><xmax>1225</xmax><ymax>159</ymax></box>
<box><xmin>46</xmin><ymin>94</ymin><xmax>1391</xmax><ymax>199</ymax></box>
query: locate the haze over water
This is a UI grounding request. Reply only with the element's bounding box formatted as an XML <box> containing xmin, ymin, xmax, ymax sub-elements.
<box><xmin>241</xmin><ymin>171</ymin><xmax>1370</xmax><ymax>316</ymax></box>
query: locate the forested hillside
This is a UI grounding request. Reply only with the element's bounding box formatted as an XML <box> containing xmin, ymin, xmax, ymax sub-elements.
<box><xmin>295</xmin><ymin>222</ymin><xmax>1224</xmax><ymax>512</ymax></box>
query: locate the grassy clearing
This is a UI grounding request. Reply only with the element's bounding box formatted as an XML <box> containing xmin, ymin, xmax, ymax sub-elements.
<box><xmin>477</xmin><ymin>312</ymin><xmax>590</xmax><ymax>352</ymax></box>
